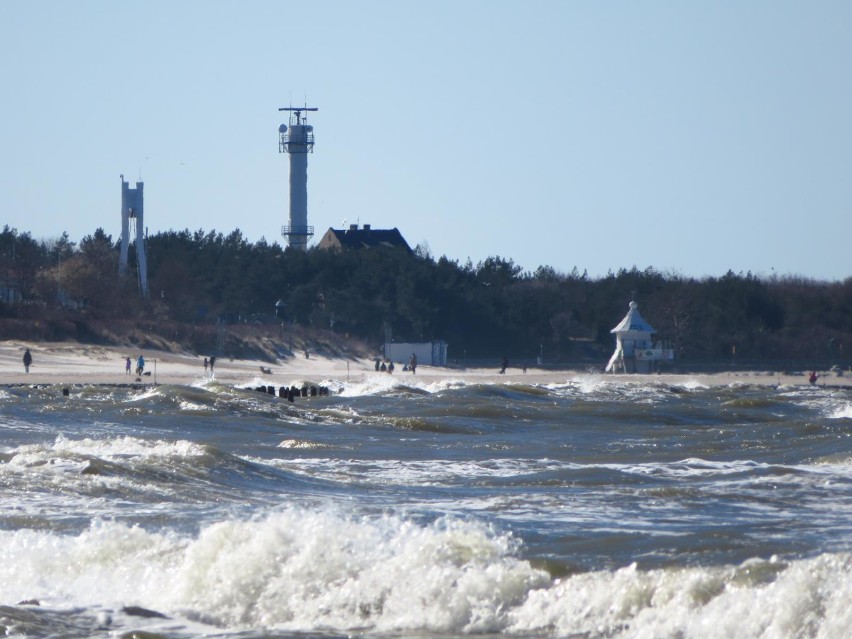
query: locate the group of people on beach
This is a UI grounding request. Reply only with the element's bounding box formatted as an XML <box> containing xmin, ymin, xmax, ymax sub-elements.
<box><xmin>374</xmin><ymin>353</ymin><xmax>418</xmax><ymax>374</ymax></box>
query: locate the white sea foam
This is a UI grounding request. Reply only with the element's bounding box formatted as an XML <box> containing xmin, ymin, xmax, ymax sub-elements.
<box><xmin>275</xmin><ymin>457</ymin><xmax>569</xmax><ymax>486</ymax></box>
<box><xmin>677</xmin><ymin>378</ymin><xmax>710</xmax><ymax>390</ymax></box>
<box><xmin>331</xmin><ymin>375</ymin><xmax>482</xmax><ymax>397</ymax></box>
<box><xmin>4</xmin><ymin>435</ymin><xmax>206</xmax><ymax>468</ymax></box>
<box><xmin>0</xmin><ymin>509</ymin><xmax>544</xmax><ymax>634</ymax></box>
<box><xmin>509</xmin><ymin>555</ymin><xmax>852</xmax><ymax>638</ymax></box>
<box><xmin>0</xmin><ymin>509</ymin><xmax>849</xmax><ymax>637</ymax></box>
<box><xmin>276</xmin><ymin>439</ymin><xmax>336</xmax><ymax>450</ymax></box>
<box><xmin>126</xmin><ymin>386</ymin><xmax>162</xmax><ymax>402</ymax></box>
<box><xmin>549</xmin><ymin>374</ymin><xmax>609</xmax><ymax>393</ymax></box>
<box><xmin>828</xmin><ymin>403</ymin><xmax>852</xmax><ymax>419</ymax></box>
<box><xmin>336</xmin><ymin>374</ymin><xmax>410</xmax><ymax>397</ymax></box>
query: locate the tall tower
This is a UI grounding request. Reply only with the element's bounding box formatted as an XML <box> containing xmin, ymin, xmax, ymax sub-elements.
<box><xmin>278</xmin><ymin>106</ymin><xmax>317</xmax><ymax>251</ymax></box>
<box><xmin>119</xmin><ymin>175</ymin><xmax>149</xmax><ymax>297</ymax></box>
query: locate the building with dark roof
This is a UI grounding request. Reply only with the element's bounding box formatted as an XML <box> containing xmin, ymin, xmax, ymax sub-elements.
<box><xmin>316</xmin><ymin>224</ymin><xmax>412</xmax><ymax>253</ymax></box>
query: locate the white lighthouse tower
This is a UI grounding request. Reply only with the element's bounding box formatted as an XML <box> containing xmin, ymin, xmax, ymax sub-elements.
<box><xmin>119</xmin><ymin>175</ymin><xmax>149</xmax><ymax>297</ymax></box>
<box><xmin>278</xmin><ymin>106</ymin><xmax>317</xmax><ymax>251</ymax></box>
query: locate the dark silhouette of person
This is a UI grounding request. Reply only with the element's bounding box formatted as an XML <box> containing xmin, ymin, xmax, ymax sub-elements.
<box><xmin>500</xmin><ymin>357</ymin><xmax>508</xmax><ymax>374</ymax></box>
<box><xmin>409</xmin><ymin>353</ymin><xmax>417</xmax><ymax>374</ymax></box>
<box><xmin>809</xmin><ymin>371</ymin><xmax>818</xmax><ymax>385</ymax></box>
<box><xmin>209</xmin><ymin>356</ymin><xmax>216</xmax><ymax>372</ymax></box>
<box><xmin>23</xmin><ymin>349</ymin><xmax>32</xmax><ymax>373</ymax></box>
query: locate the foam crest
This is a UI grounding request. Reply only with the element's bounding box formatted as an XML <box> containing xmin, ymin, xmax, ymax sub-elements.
<box><xmin>0</xmin><ymin>509</ymin><xmax>546</xmax><ymax>633</ymax></box>
<box><xmin>829</xmin><ymin>403</ymin><xmax>852</xmax><ymax>419</ymax></box>
<box><xmin>549</xmin><ymin>374</ymin><xmax>608</xmax><ymax>394</ymax></box>
<box><xmin>5</xmin><ymin>435</ymin><xmax>207</xmax><ymax>468</ymax></box>
<box><xmin>0</xmin><ymin>513</ymin><xmax>850</xmax><ymax>637</ymax></box>
<box><xmin>336</xmin><ymin>374</ymin><xmax>414</xmax><ymax>397</ymax></box>
<box><xmin>508</xmin><ymin>554</ymin><xmax>852</xmax><ymax>638</ymax></box>
<box><xmin>677</xmin><ymin>378</ymin><xmax>710</xmax><ymax>390</ymax></box>
<box><xmin>280</xmin><ymin>457</ymin><xmax>568</xmax><ymax>486</ymax></box>
<box><xmin>126</xmin><ymin>386</ymin><xmax>162</xmax><ymax>402</ymax></box>
<box><xmin>333</xmin><ymin>374</ymin><xmax>473</xmax><ymax>398</ymax></box>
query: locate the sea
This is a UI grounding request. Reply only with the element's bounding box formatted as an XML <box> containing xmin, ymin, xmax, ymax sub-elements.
<box><xmin>1</xmin><ymin>372</ymin><xmax>851</xmax><ymax>638</ymax></box>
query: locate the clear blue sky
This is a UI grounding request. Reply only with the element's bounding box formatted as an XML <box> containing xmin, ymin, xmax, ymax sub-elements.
<box><xmin>2</xmin><ymin>1</ymin><xmax>850</xmax><ymax>281</ymax></box>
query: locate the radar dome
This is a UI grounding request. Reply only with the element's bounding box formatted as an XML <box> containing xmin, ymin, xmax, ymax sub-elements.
<box><xmin>306</xmin><ymin>125</ymin><xmax>313</xmax><ymax>132</ymax></box>
<box><xmin>278</xmin><ymin>124</ymin><xmax>288</xmax><ymax>133</ymax></box>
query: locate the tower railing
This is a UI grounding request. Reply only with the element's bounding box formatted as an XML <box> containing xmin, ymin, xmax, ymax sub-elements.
<box><xmin>281</xmin><ymin>225</ymin><xmax>315</xmax><ymax>239</ymax></box>
<box><xmin>279</xmin><ymin>130</ymin><xmax>315</xmax><ymax>153</ymax></box>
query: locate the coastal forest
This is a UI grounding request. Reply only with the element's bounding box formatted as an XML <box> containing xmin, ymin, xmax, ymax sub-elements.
<box><xmin>1</xmin><ymin>225</ymin><xmax>850</xmax><ymax>370</ymax></box>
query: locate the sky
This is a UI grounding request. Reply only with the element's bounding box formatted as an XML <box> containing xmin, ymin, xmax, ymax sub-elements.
<box><xmin>1</xmin><ymin>1</ymin><xmax>850</xmax><ymax>281</ymax></box>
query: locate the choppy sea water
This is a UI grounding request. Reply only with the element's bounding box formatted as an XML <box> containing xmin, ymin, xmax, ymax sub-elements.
<box><xmin>1</xmin><ymin>373</ymin><xmax>851</xmax><ymax>638</ymax></box>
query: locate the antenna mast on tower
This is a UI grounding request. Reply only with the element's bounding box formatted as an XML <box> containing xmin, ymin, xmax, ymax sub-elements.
<box><xmin>278</xmin><ymin>105</ymin><xmax>318</xmax><ymax>250</ymax></box>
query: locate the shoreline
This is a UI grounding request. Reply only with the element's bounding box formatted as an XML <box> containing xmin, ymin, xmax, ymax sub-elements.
<box><xmin>1</xmin><ymin>340</ymin><xmax>849</xmax><ymax>390</ymax></box>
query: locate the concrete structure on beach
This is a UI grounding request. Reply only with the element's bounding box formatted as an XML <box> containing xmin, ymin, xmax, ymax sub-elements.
<box><xmin>605</xmin><ymin>300</ymin><xmax>674</xmax><ymax>373</ymax></box>
<box><xmin>118</xmin><ymin>176</ymin><xmax>148</xmax><ymax>298</ymax></box>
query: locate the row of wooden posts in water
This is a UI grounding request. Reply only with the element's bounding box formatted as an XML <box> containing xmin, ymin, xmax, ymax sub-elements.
<box><xmin>252</xmin><ymin>384</ymin><xmax>330</xmax><ymax>401</ymax></box>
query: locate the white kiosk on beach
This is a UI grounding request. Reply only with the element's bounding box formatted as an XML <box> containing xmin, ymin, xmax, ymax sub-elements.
<box><xmin>605</xmin><ymin>301</ymin><xmax>674</xmax><ymax>373</ymax></box>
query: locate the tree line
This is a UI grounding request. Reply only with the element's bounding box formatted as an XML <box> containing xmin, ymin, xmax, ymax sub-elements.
<box><xmin>1</xmin><ymin>225</ymin><xmax>850</xmax><ymax>367</ymax></box>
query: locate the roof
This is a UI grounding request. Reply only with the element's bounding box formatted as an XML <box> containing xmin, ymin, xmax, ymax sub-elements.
<box><xmin>610</xmin><ymin>301</ymin><xmax>657</xmax><ymax>334</ymax></box>
<box><xmin>317</xmin><ymin>225</ymin><xmax>412</xmax><ymax>252</ymax></box>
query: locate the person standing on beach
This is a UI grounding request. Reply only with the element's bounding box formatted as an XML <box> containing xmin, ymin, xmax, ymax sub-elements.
<box><xmin>23</xmin><ymin>349</ymin><xmax>32</xmax><ymax>373</ymax></box>
<box><xmin>125</xmin><ymin>357</ymin><xmax>131</xmax><ymax>375</ymax></box>
<box><xmin>409</xmin><ymin>353</ymin><xmax>417</xmax><ymax>374</ymax></box>
<box><xmin>204</xmin><ymin>357</ymin><xmax>208</xmax><ymax>373</ymax></box>
<box><xmin>136</xmin><ymin>355</ymin><xmax>145</xmax><ymax>376</ymax></box>
<box><xmin>209</xmin><ymin>356</ymin><xmax>215</xmax><ymax>373</ymax></box>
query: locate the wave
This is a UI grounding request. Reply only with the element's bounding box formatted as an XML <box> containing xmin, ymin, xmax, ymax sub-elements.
<box><xmin>0</xmin><ymin>435</ymin><xmax>316</xmax><ymax>526</ymax></box>
<box><xmin>829</xmin><ymin>402</ymin><xmax>852</xmax><ymax>419</ymax></box>
<box><xmin>0</xmin><ymin>508</ymin><xmax>849</xmax><ymax>638</ymax></box>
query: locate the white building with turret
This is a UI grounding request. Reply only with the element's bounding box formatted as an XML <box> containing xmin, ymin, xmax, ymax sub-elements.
<box><xmin>605</xmin><ymin>300</ymin><xmax>674</xmax><ymax>373</ymax></box>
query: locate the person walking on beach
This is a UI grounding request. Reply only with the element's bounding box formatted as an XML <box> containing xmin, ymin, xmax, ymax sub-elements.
<box><xmin>209</xmin><ymin>356</ymin><xmax>216</xmax><ymax>374</ymax></box>
<box><xmin>409</xmin><ymin>353</ymin><xmax>417</xmax><ymax>374</ymax></box>
<box><xmin>204</xmin><ymin>357</ymin><xmax>209</xmax><ymax>373</ymax></box>
<box><xmin>22</xmin><ymin>349</ymin><xmax>32</xmax><ymax>373</ymax></box>
<box><xmin>125</xmin><ymin>357</ymin><xmax>131</xmax><ymax>375</ymax></box>
<box><xmin>136</xmin><ymin>355</ymin><xmax>145</xmax><ymax>376</ymax></box>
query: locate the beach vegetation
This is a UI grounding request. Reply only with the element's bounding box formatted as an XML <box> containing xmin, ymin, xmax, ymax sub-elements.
<box><xmin>0</xmin><ymin>225</ymin><xmax>849</xmax><ymax>369</ymax></box>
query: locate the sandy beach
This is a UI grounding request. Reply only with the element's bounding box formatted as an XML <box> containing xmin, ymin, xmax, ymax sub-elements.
<box><xmin>1</xmin><ymin>340</ymin><xmax>848</xmax><ymax>390</ymax></box>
